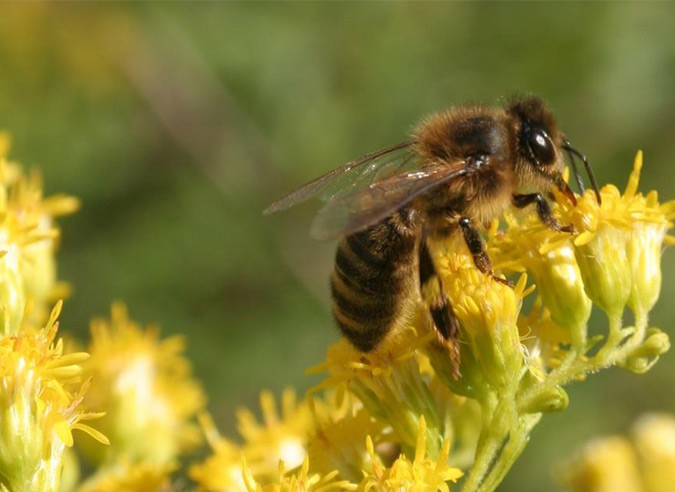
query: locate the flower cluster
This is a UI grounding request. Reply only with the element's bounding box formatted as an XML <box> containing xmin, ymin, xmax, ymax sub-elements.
<box><xmin>0</xmin><ymin>135</ymin><xmax>671</xmax><ymax>492</ymax></box>
<box><xmin>0</xmin><ymin>139</ymin><xmax>105</xmax><ymax>492</ymax></box>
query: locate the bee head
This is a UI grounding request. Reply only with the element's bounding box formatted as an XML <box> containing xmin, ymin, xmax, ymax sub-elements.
<box><xmin>506</xmin><ymin>96</ymin><xmax>567</xmax><ymax>193</ymax></box>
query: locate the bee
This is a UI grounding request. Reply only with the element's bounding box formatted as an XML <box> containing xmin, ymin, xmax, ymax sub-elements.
<box><xmin>264</xmin><ymin>96</ymin><xmax>599</xmax><ymax>376</ymax></box>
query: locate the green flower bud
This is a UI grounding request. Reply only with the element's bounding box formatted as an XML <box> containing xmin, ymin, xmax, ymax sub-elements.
<box><xmin>530</xmin><ymin>243</ymin><xmax>592</xmax><ymax>350</ymax></box>
<box><xmin>573</xmin><ymin>224</ymin><xmax>632</xmax><ymax>320</ymax></box>
<box><xmin>627</xmin><ymin>221</ymin><xmax>667</xmax><ymax>317</ymax></box>
<box><xmin>520</xmin><ymin>385</ymin><xmax>568</xmax><ymax>414</ymax></box>
<box><xmin>619</xmin><ymin>329</ymin><xmax>670</xmax><ymax>374</ymax></box>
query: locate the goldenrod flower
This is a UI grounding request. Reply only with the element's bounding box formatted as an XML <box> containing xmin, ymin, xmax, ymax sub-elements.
<box><xmin>558</xmin><ymin>412</ymin><xmax>675</xmax><ymax>492</ymax></box>
<box><xmin>307</xmin><ymin>391</ymin><xmax>386</xmax><ymax>482</ymax></box>
<box><xmin>76</xmin><ymin>460</ymin><xmax>176</xmax><ymax>492</ymax></box>
<box><xmin>310</xmin><ymin>332</ymin><xmax>443</xmax><ymax>459</ymax></box>
<box><xmin>631</xmin><ymin>413</ymin><xmax>675</xmax><ymax>492</ymax></box>
<box><xmin>492</xmin><ymin>213</ymin><xmax>591</xmax><ymax>350</ymax></box>
<box><xmin>79</xmin><ymin>303</ymin><xmax>205</xmax><ymax>466</ymax></box>
<box><xmin>429</xmin><ymin>237</ymin><xmax>531</xmax><ymax>394</ymax></box>
<box><xmin>559</xmin><ymin>436</ymin><xmax>642</xmax><ymax>492</ymax></box>
<box><xmin>189</xmin><ymin>413</ymin><xmax>246</xmax><ymax>492</ymax></box>
<box><xmin>0</xmin><ymin>144</ymin><xmax>78</xmax><ymax>332</ymax></box>
<box><xmin>555</xmin><ymin>151</ymin><xmax>675</xmax><ymax>321</ymax></box>
<box><xmin>359</xmin><ymin>416</ymin><xmax>462</xmax><ymax>492</ymax></box>
<box><xmin>243</xmin><ymin>457</ymin><xmax>356</xmax><ymax>492</ymax></box>
<box><xmin>0</xmin><ymin>301</ymin><xmax>106</xmax><ymax>492</ymax></box>
<box><xmin>237</xmin><ymin>389</ymin><xmax>313</xmax><ymax>480</ymax></box>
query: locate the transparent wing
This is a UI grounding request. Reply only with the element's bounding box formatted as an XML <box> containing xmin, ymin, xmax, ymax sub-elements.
<box><xmin>310</xmin><ymin>161</ymin><xmax>476</xmax><ymax>240</ymax></box>
<box><xmin>263</xmin><ymin>141</ymin><xmax>414</xmax><ymax>215</ymax></box>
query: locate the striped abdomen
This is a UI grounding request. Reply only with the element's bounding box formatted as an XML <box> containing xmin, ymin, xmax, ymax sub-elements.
<box><xmin>329</xmin><ymin>210</ymin><xmax>419</xmax><ymax>351</ymax></box>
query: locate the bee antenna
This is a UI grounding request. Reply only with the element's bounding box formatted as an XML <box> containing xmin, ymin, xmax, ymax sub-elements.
<box><xmin>562</xmin><ymin>140</ymin><xmax>601</xmax><ymax>204</ymax></box>
<box><xmin>562</xmin><ymin>142</ymin><xmax>585</xmax><ymax>195</ymax></box>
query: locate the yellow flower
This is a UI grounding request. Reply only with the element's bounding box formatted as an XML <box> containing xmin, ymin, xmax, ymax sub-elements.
<box><xmin>631</xmin><ymin>413</ymin><xmax>675</xmax><ymax>492</ymax></box>
<box><xmin>76</xmin><ymin>461</ymin><xmax>175</xmax><ymax>492</ymax></box>
<box><xmin>559</xmin><ymin>436</ymin><xmax>643</xmax><ymax>492</ymax></box>
<box><xmin>0</xmin><ymin>301</ymin><xmax>107</xmax><ymax>492</ymax></box>
<box><xmin>492</xmin><ymin>212</ymin><xmax>591</xmax><ymax>350</ymax></box>
<box><xmin>189</xmin><ymin>413</ymin><xmax>246</xmax><ymax>492</ymax></box>
<box><xmin>243</xmin><ymin>457</ymin><xmax>356</xmax><ymax>492</ymax></box>
<box><xmin>359</xmin><ymin>416</ymin><xmax>462</xmax><ymax>492</ymax></box>
<box><xmin>307</xmin><ymin>390</ymin><xmax>386</xmax><ymax>482</ymax></box>
<box><xmin>429</xmin><ymin>236</ymin><xmax>532</xmax><ymax>393</ymax></box>
<box><xmin>0</xmin><ymin>146</ymin><xmax>79</xmax><ymax>332</ymax></box>
<box><xmin>558</xmin><ymin>413</ymin><xmax>675</xmax><ymax>492</ymax></box>
<box><xmin>555</xmin><ymin>151</ymin><xmax>675</xmax><ymax>321</ymax></box>
<box><xmin>237</xmin><ymin>389</ymin><xmax>313</xmax><ymax>480</ymax></box>
<box><xmin>310</xmin><ymin>332</ymin><xmax>443</xmax><ymax>459</ymax></box>
<box><xmin>79</xmin><ymin>302</ymin><xmax>205</xmax><ymax>466</ymax></box>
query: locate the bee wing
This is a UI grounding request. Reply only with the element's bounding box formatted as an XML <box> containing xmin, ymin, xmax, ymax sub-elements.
<box><xmin>263</xmin><ymin>141</ymin><xmax>414</xmax><ymax>215</ymax></box>
<box><xmin>310</xmin><ymin>161</ymin><xmax>476</xmax><ymax>240</ymax></box>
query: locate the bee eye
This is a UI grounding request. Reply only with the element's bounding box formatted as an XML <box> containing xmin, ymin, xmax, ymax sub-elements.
<box><xmin>525</xmin><ymin>128</ymin><xmax>556</xmax><ymax>166</ymax></box>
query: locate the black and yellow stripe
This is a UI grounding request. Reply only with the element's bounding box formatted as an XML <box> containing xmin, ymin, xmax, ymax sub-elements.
<box><xmin>330</xmin><ymin>211</ymin><xmax>417</xmax><ymax>352</ymax></box>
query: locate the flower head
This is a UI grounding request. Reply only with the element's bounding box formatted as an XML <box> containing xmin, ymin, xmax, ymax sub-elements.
<box><xmin>559</xmin><ymin>436</ymin><xmax>642</xmax><ymax>492</ymax></box>
<box><xmin>191</xmin><ymin>391</ymin><xmax>315</xmax><ymax>492</ymax></box>
<box><xmin>428</xmin><ymin>236</ymin><xmax>532</xmax><ymax>394</ymax></box>
<box><xmin>237</xmin><ymin>389</ymin><xmax>313</xmax><ymax>480</ymax></box>
<box><xmin>76</xmin><ymin>461</ymin><xmax>176</xmax><ymax>492</ymax></box>
<box><xmin>0</xmin><ymin>301</ymin><xmax>106</xmax><ymax>492</ymax></box>
<box><xmin>79</xmin><ymin>302</ymin><xmax>205</xmax><ymax>466</ymax></box>
<box><xmin>556</xmin><ymin>151</ymin><xmax>675</xmax><ymax>320</ymax></box>
<box><xmin>243</xmin><ymin>457</ymin><xmax>355</xmax><ymax>492</ymax></box>
<box><xmin>558</xmin><ymin>412</ymin><xmax>675</xmax><ymax>492</ymax></box>
<box><xmin>307</xmin><ymin>390</ymin><xmax>386</xmax><ymax>482</ymax></box>
<box><xmin>189</xmin><ymin>413</ymin><xmax>246</xmax><ymax>492</ymax></box>
<box><xmin>492</xmin><ymin>212</ymin><xmax>592</xmax><ymax>350</ymax></box>
<box><xmin>0</xmin><ymin>146</ymin><xmax>79</xmax><ymax>333</ymax></box>
<box><xmin>359</xmin><ymin>416</ymin><xmax>462</xmax><ymax>492</ymax></box>
<box><xmin>631</xmin><ymin>413</ymin><xmax>675</xmax><ymax>492</ymax></box>
<box><xmin>310</xmin><ymin>333</ymin><xmax>443</xmax><ymax>459</ymax></box>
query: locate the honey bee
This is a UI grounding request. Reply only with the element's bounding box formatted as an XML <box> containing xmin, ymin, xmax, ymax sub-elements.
<box><xmin>264</xmin><ymin>96</ymin><xmax>599</xmax><ymax>375</ymax></box>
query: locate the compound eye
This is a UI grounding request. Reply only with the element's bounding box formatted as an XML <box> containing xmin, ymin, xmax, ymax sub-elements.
<box><xmin>526</xmin><ymin>128</ymin><xmax>556</xmax><ymax>166</ymax></box>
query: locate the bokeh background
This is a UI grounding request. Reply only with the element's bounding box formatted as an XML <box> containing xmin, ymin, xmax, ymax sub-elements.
<box><xmin>0</xmin><ymin>2</ymin><xmax>674</xmax><ymax>490</ymax></box>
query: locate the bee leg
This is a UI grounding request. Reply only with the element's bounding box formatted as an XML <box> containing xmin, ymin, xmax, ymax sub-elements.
<box><xmin>419</xmin><ymin>238</ymin><xmax>461</xmax><ymax>378</ymax></box>
<box><xmin>512</xmin><ymin>193</ymin><xmax>575</xmax><ymax>233</ymax></box>
<box><xmin>458</xmin><ymin>217</ymin><xmax>514</xmax><ymax>288</ymax></box>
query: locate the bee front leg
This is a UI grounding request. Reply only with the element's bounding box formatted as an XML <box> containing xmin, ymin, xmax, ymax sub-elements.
<box><xmin>419</xmin><ymin>238</ymin><xmax>461</xmax><ymax>378</ymax></box>
<box><xmin>458</xmin><ymin>217</ymin><xmax>514</xmax><ymax>287</ymax></box>
<box><xmin>512</xmin><ymin>193</ymin><xmax>575</xmax><ymax>233</ymax></box>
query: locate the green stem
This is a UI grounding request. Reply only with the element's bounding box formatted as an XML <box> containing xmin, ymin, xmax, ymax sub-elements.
<box><xmin>461</xmin><ymin>312</ymin><xmax>650</xmax><ymax>492</ymax></box>
<box><xmin>518</xmin><ymin>313</ymin><xmax>647</xmax><ymax>413</ymax></box>
<box><xmin>460</xmin><ymin>385</ymin><xmax>521</xmax><ymax>492</ymax></box>
<box><xmin>473</xmin><ymin>413</ymin><xmax>540</xmax><ymax>492</ymax></box>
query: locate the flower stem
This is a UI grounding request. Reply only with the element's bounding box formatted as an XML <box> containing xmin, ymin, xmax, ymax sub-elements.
<box><xmin>518</xmin><ymin>312</ymin><xmax>648</xmax><ymax>414</ymax></box>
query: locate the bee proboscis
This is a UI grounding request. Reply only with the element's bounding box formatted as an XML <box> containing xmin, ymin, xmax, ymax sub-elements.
<box><xmin>264</xmin><ymin>96</ymin><xmax>600</xmax><ymax>377</ymax></box>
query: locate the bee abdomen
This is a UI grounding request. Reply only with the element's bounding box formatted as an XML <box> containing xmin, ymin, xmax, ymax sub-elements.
<box><xmin>330</xmin><ymin>216</ymin><xmax>417</xmax><ymax>351</ymax></box>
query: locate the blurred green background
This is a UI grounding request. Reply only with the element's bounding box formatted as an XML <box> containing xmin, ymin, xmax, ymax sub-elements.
<box><xmin>0</xmin><ymin>2</ymin><xmax>674</xmax><ymax>490</ymax></box>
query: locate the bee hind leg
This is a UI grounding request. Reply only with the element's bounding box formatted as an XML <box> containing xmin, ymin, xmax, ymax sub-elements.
<box><xmin>512</xmin><ymin>193</ymin><xmax>575</xmax><ymax>233</ymax></box>
<box><xmin>419</xmin><ymin>238</ymin><xmax>461</xmax><ymax>379</ymax></box>
<box><xmin>458</xmin><ymin>217</ymin><xmax>514</xmax><ymax>287</ymax></box>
